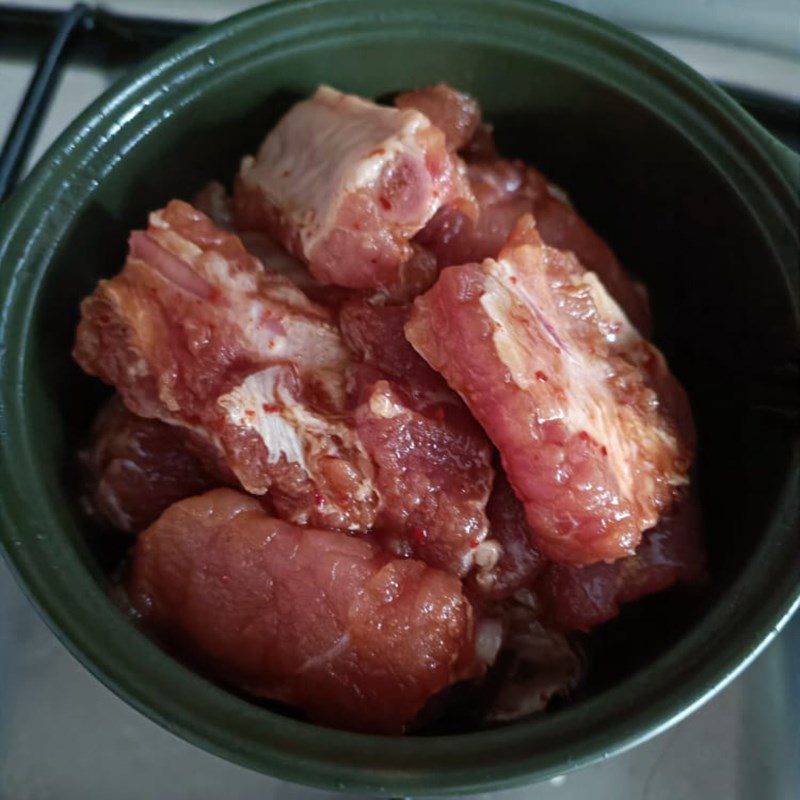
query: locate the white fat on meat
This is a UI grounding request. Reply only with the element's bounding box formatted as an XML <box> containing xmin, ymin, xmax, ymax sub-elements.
<box><xmin>218</xmin><ymin>367</ymin><xmax>308</xmax><ymax>470</ymax></box>
<box><xmin>218</xmin><ymin>366</ymin><xmax>372</xmax><ymax>494</ymax></box>
<box><xmin>239</xmin><ymin>86</ymin><xmax>435</xmax><ymax>254</ymax></box>
<box><xmin>479</xmin><ymin>254</ymin><xmax>650</xmax><ymax>502</ymax></box>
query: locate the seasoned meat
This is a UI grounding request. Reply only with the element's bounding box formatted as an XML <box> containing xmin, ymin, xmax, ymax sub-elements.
<box><xmin>417</xmin><ymin>158</ymin><xmax>651</xmax><ymax>333</ymax></box>
<box><xmin>406</xmin><ymin>216</ymin><xmax>691</xmax><ymax>565</ymax></box>
<box><xmin>234</xmin><ymin>86</ymin><xmax>475</xmax><ymax>289</ymax></box>
<box><xmin>130</xmin><ymin>489</ymin><xmax>488</xmax><ymax>733</ymax></box>
<box><xmin>340</xmin><ymin>298</ymin><xmax>494</xmax><ymax>573</ymax></box>
<box><xmin>81</xmin><ymin>396</ymin><xmax>231</xmax><ymax>533</ymax></box>
<box><xmin>395</xmin><ymin>84</ymin><xmax>481</xmax><ymax>151</ymax></box>
<box><xmin>538</xmin><ymin>488</ymin><xmax>705</xmax><ymax>631</ymax></box>
<box><xmin>74</xmin><ymin>200</ymin><xmax>377</xmax><ymax>531</ymax></box>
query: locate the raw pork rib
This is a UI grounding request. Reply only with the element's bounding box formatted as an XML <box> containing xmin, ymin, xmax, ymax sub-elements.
<box><xmin>395</xmin><ymin>84</ymin><xmax>481</xmax><ymax>151</ymax></box>
<box><xmin>417</xmin><ymin>158</ymin><xmax>651</xmax><ymax>334</ymax></box>
<box><xmin>341</xmin><ymin>298</ymin><xmax>495</xmax><ymax>575</ymax></box>
<box><xmin>130</xmin><ymin>489</ymin><xmax>486</xmax><ymax>733</ymax></box>
<box><xmin>234</xmin><ymin>86</ymin><xmax>475</xmax><ymax>289</ymax></box>
<box><xmin>406</xmin><ymin>216</ymin><xmax>691</xmax><ymax>565</ymax></box>
<box><xmin>73</xmin><ymin>200</ymin><xmax>377</xmax><ymax>531</ymax></box>
<box><xmin>538</xmin><ymin>489</ymin><xmax>705</xmax><ymax>631</ymax></box>
<box><xmin>81</xmin><ymin>396</ymin><xmax>230</xmax><ymax>533</ymax></box>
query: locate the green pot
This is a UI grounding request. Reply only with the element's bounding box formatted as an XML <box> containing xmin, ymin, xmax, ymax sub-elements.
<box><xmin>0</xmin><ymin>0</ymin><xmax>798</xmax><ymax>794</ymax></box>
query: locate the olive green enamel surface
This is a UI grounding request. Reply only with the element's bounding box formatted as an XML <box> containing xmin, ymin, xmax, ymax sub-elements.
<box><xmin>0</xmin><ymin>0</ymin><xmax>798</xmax><ymax>794</ymax></box>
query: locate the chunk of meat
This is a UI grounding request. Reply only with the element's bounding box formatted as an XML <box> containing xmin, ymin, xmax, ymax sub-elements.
<box><xmin>470</xmin><ymin>473</ymin><xmax>545</xmax><ymax>600</ymax></box>
<box><xmin>406</xmin><ymin>216</ymin><xmax>691</xmax><ymax>565</ymax></box>
<box><xmin>130</xmin><ymin>489</ymin><xmax>486</xmax><ymax>733</ymax></box>
<box><xmin>74</xmin><ymin>200</ymin><xmax>377</xmax><ymax>531</ymax></box>
<box><xmin>395</xmin><ymin>84</ymin><xmax>480</xmax><ymax>151</ymax></box>
<box><xmin>339</xmin><ymin>297</ymin><xmax>451</xmax><ymax>400</ymax></box>
<box><xmin>80</xmin><ymin>396</ymin><xmax>232</xmax><ymax>533</ymax></box>
<box><xmin>355</xmin><ymin>378</ymin><xmax>494</xmax><ymax>576</ymax></box>
<box><xmin>233</xmin><ymin>86</ymin><xmax>475</xmax><ymax>289</ymax></box>
<box><xmin>340</xmin><ymin>298</ymin><xmax>495</xmax><ymax>574</ymax></box>
<box><xmin>538</xmin><ymin>489</ymin><xmax>705</xmax><ymax>631</ymax></box>
<box><xmin>416</xmin><ymin>159</ymin><xmax>651</xmax><ymax>333</ymax></box>
<box><xmin>237</xmin><ymin>230</ymin><xmax>352</xmax><ymax>309</ymax></box>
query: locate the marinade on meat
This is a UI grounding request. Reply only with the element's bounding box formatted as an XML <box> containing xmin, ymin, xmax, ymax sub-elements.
<box><xmin>130</xmin><ymin>489</ymin><xmax>490</xmax><ymax>733</ymax></box>
<box><xmin>72</xmin><ymin>83</ymin><xmax>702</xmax><ymax>734</ymax></box>
<box><xmin>407</xmin><ymin>215</ymin><xmax>691</xmax><ymax>566</ymax></box>
<box><xmin>234</xmin><ymin>86</ymin><xmax>475</xmax><ymax>289</ymax></box>
<box><xmin>74</xmin><ymin>199</ymin><xmax>377</xmax><ymax>531</ymax></box>
<box><xmin>81</xmin><ymin>395</ymin><xmax>232</xmax><ymax>533</ymax></box>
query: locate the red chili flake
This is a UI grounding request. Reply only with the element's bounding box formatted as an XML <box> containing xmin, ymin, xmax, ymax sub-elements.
<box><xmin>510</xmin><ymin>276</ymin><xmax>518</xmax><ymax>285</ymax></box>
<box><xmin>378</xmin><ymin>196</ymin><xmax>392</xmax><ymax>211</ymax></box>
<box><xmin>245</xmin><ymin>409</ymin><xmax>255</xmax><ymax>418</ymax></box>
<box><xmin>412</xmin><ymin>527</ymin><xmax>426</xmax><ymax>542</ymax></box>
<box><xmin>353</xmin><ymin>221</ymin><xmax>361</xmax><ymax>231</ymax></box>
<box><xmin>262</xmin><ymin>403</ymin><xmax>279</xmax><ymax>413</ymax></box>
<box><xmin>578</xmin><ymin>431</ymin><xmax>590</xmax><ymax>442</ymax></box>
<box><xmin>469</xmin><ymin>538</ymin><xmax>481</xmax><ymax>548</ymax></box>
<box><xmin>314</xmin><ymin>493</ymin><xmax>324</xmax><ymax>508</ymax></box>
<box><xmin>535</xmin><ymin>371</ymin><xmax>548</xmax><ymax>382</ymax></box>
<box><xmin>208</xmin><ymin>287</ymin><xmax>221</xmax><ymax>303</ymax></box>
<box><xmin>368</xmin><ymin>147</ymin><xmax>386</xmax><ymax>157</ymax></box>
<box><xmin>601</xmin><ymin>445</ymin><xmax>608</xmax><ymax>456</ymax></box>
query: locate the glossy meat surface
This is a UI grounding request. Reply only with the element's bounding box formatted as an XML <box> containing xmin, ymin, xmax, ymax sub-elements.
<box><xmin>234</xmin><ymin>86</ymin><xmax>475</xmax><ymax>289</ymax></box>
<box><xmin>407</xmin><ymin>216</ymin><xmax>691</xmax><ymax>565</ymax></box>
<box><xmin>341</xmin><ymin>298</ymin><xmax>495</xmax><ymax>574</ymax></box>
<box><xmin>538</xmin><ymin>489</ymin><xmax>705</xmax><ymax>630</ymax></box>
<box><xmin>74</xmin><ymin>200</ymin><xmax>377</xmax><ymax>530</ymax></box>
<box><xmin>130</xmin><ymin>489</ymin><xmax>481</xmax><ymax>733</ymax></box>
<box><xmin>417</xmin><ymin>159</ymin><xmax>651</xmax><ymax>333</ymax></box>
<box><xmin>395</xmin><ymin>84</ymin><xmax>481</xmax><ymax>151</ymax></box>
<box><xmin>355</xmin><ymin>378</ymin><xmax>494</xmax><ymax>575</ymax></box>
<box><xmin>81</xmin><ymin>396</ymin><xmax>229</xmax><ymax>533</ymax></box>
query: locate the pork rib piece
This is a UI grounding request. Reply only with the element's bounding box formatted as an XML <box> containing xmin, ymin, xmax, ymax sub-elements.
<box><xmin>341</xmin><ymin>298</ymin><xmax>495</xmax><ymax>575</ymax></box>
<box><xmin>74</xmin><ymin>200</ymin><xmax>377</xmax><ymax>531</ymax></box>
<box><xmin>538</xmin><ymin>488</ymin><xmax>705</xmax><ymax>631</ymax></box>
<box><xmin>130</xmin><ymin>489</ymin><xmax>487</xmax><ymax>733</ymax></box>
<box><xmin>233</xmin><ymin>86</ymin><xmax>475</xmax><ymax>289</ymax></box>
<box><xmin>417</xmin><ymin>158</ymin><xmax>651</xmax><ymax>334</ymax></box>
<box><xmin>81</xmin><ymin>396</ymin><xmax>231</xmax><ymax>533</ymax></box>
<box><xmin>406</xmin><ymin>216</ymin><xmax>691</xmax><ymax>566</ymax></box>
<box><xmin>395</xmin><ymin>84</ymin><xmax>481</xmax><ymax>151</ymax></box>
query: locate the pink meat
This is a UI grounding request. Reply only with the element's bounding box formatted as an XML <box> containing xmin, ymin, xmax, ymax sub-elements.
<box><xmin>339</xmin><ymin>297</ymin><xmax>450</xmax><ymax>399</ymax></box>
<box><xmin>538</xmin><ymin>489</ymin><xmax>705</xmax><ymax>631</ymax></box>
<box><xmin>81</xmin><ymin>396</ymin><xmax>232</xmax><ymax>533</ymax></box>
<box><xmin>406</xmin><ymin>216</ymin><xmax>691</xmax><ymax>566</ymax></box>
<box><xmin>340</xmin><ymin>298</ymin><xmax>494</xmax><ymax>574</ymax></box>
<box><xmin>74</xmin><ymin>200</ymin><xmax>377</xmax><ymax>531</ymax></box>
<box><xmin>233</xmin><ymin>86</ymin><xmax>475</xmax><ymax>289</ymax></box>
<box><xmin>417</xmin><ymin>158</ymin><xmax>651</xmax><ymax>334</ymax></box>
<box><xmin>395</xmin><ymin>84</ymin><xmax>481</xmax><ymax>151</ymax></box>
<box><xmin>469</xmin><ymin>473</ymin><xmax>545</xmax><ymax>601</ymax></box>
<box><xmin>129</xmin><ymin>489</ymin><xmax>484</xmax><ymax>733</ymax></box>
<box><xmin>355</xmin><ymin>378</ymin><xmax>493</xmax><ymax>576</ymax></box>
